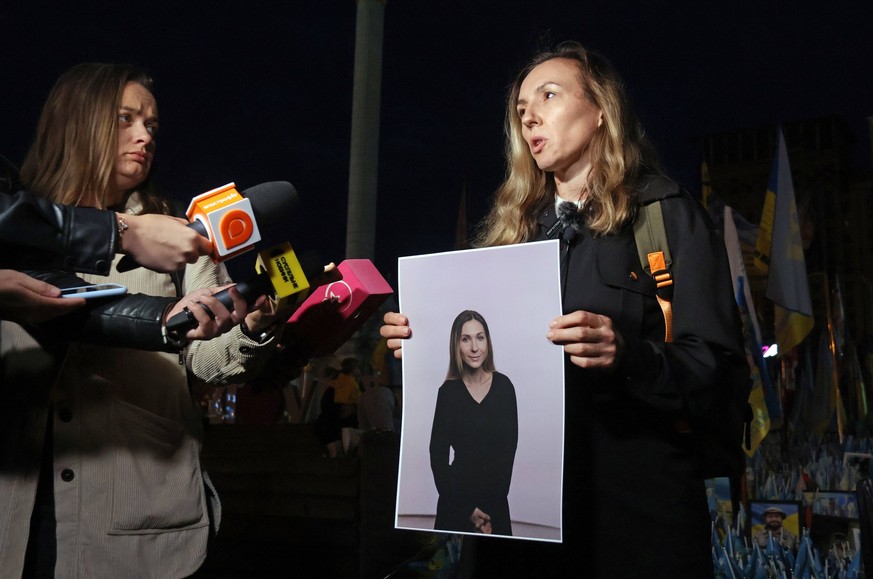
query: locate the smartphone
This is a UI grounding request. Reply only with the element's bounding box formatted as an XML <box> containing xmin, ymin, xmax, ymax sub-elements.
<box><xmin>60</xmin><ymin>283</ymin><xmax>129</xmax><ymax>299</ymax></box>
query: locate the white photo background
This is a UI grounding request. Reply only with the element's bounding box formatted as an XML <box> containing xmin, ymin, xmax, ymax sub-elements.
<box><xmin>394</xmin><ymin>240</ymin><xmax>565</xmax><ymax>540</ymax></box>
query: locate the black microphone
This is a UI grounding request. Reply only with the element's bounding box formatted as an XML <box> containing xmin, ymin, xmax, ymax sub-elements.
<box><xmin>561</xmin><ymin>224</ymin><xmax>578</xmax><ymax>245</ymax></box>
<box><xmin>117</xmin><ymin>181</ymin><xmax>299</xmax><ymax>272</ymax></box>
<box><xmin>556</xmin><ymin>201</ymin><xmax>583</xmax><ymax>299</ymax></box>
<box><xmin>556</xmin><ymin>200</ymin><xmax>581</xmax><ymax>228</ymax></box>
<box><xmin>164</xmin><ymin>242</ymin><xmax>325</xmax><ymax>334</ymax></box>
<box><xmin>555</xmin><ymin>200</ymin><xmax>583</xmax><ymax>245</ymax></box>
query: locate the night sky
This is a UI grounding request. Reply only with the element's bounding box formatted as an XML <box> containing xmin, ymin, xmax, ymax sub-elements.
<box><xmin>2</xmin><ymin>1</ymin><xmax>871</xmax><ymax>284</ymax></box>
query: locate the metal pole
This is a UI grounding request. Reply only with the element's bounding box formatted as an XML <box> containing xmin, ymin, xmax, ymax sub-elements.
<box><xmin>346</xmin><ymin>0</ymin><xmax>385</xmax><ymax>260</ymax></box>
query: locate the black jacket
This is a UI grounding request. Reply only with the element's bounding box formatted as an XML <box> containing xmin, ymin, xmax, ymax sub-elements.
<box><xmin>23</xmin><ymin>269</ymin><xmax>178</xmax><ymax>352</ymax></box>
<box><xmin>1</xmin><ymin>185</ymin><xmax>181</xmax><ymax>352</ymax></box>
<box><xmin>540</xmin><ymin>175</ymin><xmax>748</xmax><ymax>424</ymax></box>
<box><xmin>527</xmin><ymin>174</ymin><xmax>748</xmax><ymax>577</ymax></box>
<box><xmin>0</xmin><ymin>189</ymin><xmax>117</xmax><ymax>274</ymax></box>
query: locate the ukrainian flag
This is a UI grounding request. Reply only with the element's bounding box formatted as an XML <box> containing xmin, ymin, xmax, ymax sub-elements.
<box><xmin>723</xmin><ymin>205</ymin><xmax>773</xmax><ymax>453</ymax></box>
<box><xmin>754</xmin><ymin>126</ymin><xmax>814</xmax><ymax>356</ymax></box>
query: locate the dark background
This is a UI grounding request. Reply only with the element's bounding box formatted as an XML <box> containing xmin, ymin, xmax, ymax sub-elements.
<box><xmin>2</xmin><ymin>1</ymin><xmax>871</xmax><ymax>284</ymax></box>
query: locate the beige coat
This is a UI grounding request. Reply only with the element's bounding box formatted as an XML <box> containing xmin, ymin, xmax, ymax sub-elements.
<box><xmin>0</xmin><ymin>245</ymin><xmax>279</xmax><ymax>578</ymax></box>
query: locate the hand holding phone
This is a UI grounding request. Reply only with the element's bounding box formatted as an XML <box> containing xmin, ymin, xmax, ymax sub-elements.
<box><xmin>60</xmin><ymin>283</ymin><xmax>128</xmax><ymax>299</ymax></box>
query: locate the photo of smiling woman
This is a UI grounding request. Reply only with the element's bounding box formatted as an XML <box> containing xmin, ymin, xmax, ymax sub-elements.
<box><xmin>429</xmin><ymin>310</ymin><xmax>519</xmax><ymax>536</ymax></box>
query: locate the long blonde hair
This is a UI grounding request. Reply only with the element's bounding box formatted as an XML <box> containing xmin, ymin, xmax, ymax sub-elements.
<box><xmin>20</xmin><ymin>63</ymin><xmax>167</xmax><ymax>214</ymax></box>
<box><xmin>474</xmin><ymin>42</ymin><xmax>660</xmax><ymax>247</ymax></box>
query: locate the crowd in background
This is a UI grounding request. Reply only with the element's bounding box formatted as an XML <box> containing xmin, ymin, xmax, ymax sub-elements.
<box><xmin>197</xmin><ymin>340</ymin><xmax>402</xmax><ymax>458</ymax></box>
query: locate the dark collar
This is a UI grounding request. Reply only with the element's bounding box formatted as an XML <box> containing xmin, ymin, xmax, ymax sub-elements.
<box><xmin>537</xmin><ymin>201</ymin><xmax>560</xmax><ymax>240</ymax></box>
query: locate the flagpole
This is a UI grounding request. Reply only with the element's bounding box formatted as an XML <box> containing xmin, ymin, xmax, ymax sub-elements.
<box><xmin>701</xmin><ymin>160</ymin><xmax>712</xmax><ymax>211</ymax></box>
<box><xmin>821</xmin><ymin>273</ymin><xmax>845</xmax><ymax>443</ymax></box>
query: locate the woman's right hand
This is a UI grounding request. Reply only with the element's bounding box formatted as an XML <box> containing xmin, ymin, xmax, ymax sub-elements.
<box><xmin>0</xmin><ymin>269</ymin><xmax>85</xmax><ymax>324</ymax></box>
<box><xmin>120</xmin><ymin>213</ymin><xmax>211</xmax><ymax>273</ymax></box>
<box><xmin>379</xmin><ymin>311</ymin><xmax>411</xmax><ymax>360</ymax></box>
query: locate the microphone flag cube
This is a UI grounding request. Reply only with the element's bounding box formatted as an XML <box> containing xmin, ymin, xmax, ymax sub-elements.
<box><xmin>285</xmin><ymin>259</ymin><xmax>394</xmax><ymax>358</ymax></box>
<box><xmin>186</xmin><ymin>182</ymin><xmax>262</xmax><ymax>262</ymax></box>
<box><xmin>255</xmin><ymin>242</ymin><xmax>311</xmax><ymax>310</ymax></box>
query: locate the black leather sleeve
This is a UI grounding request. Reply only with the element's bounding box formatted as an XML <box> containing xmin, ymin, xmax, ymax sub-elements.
<box><xmin>20</xmin><ymin>270</ymin><xmax>181</xmax><ymax>353</ymax></box>
<box><xmin>0</xmin><ymin>190</ymin><xmax>117</xmax><ymax>275</ymax></box>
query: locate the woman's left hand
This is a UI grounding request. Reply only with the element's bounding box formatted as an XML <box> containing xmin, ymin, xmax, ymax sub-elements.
<box><xmin>167</xmin><ymin>285</ymin><xmax>251</xmax><ymax>341</ymax></box>
<box><xmin>547</xmin><ymin>310</ymin><xmax>624</xmax><ymax>370</ymax></box>
<box><xmin>470</xmin><ymin>507</ymin><xmax>492</xmax><ymax>534</ymax></box>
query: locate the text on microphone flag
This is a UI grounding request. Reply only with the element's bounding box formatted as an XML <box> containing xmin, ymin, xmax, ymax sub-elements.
<box><xmin>255</xmin><ymin>241</ymin><xmax>310</xmax><ymax>310</ymax></box>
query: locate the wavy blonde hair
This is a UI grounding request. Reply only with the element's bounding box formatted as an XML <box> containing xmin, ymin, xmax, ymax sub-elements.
<box><xmin>20</xmin><ymin>63</ymin><xmax>167</xmax><ymax>214</ymax></box>
<box><xmin>474</xmin><ymin>42</ymin><xmax>660</xmax><ymax>247</ymax></box>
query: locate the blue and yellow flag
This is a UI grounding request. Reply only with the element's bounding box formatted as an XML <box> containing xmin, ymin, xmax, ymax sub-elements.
<box><xmin>723</xmin><ymin>205</ymin><xmax>773</xmax><ymax>453</ymax></box>
<box><xmin>754</xmin><ymin>127</ymin><xmax>814</xmax><ymax>356</ymax></box>
<box><xmin>738</xmin><ymin>280</ymin><xmax>773</xmax><ymax>455</ymax></box>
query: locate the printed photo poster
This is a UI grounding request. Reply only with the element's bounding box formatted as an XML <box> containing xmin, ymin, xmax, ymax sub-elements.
<box><xmin>706</xmin><ymin>477</ymin><xmax>735</xmax><ymax>525</ymax></box>
<box><xmin>394</xmin><ymin>240</ymin><xmax>565</xmax><ymax>542</ymax></box>
<box><xmin>749</xmin><ymin>500</ymin><xmax>802</xmax><ymax>551</ymax></box>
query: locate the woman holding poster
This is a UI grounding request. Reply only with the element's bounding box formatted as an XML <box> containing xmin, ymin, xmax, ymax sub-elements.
<box><xmin>430</xmin><ymin>310</ymin><xmax>518</xmax><ymax>536</ymax></box>
<box><xmin>381</xmin><ymin>41</ymin><xmax>748</xmax><ymax>577</ymax></box>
